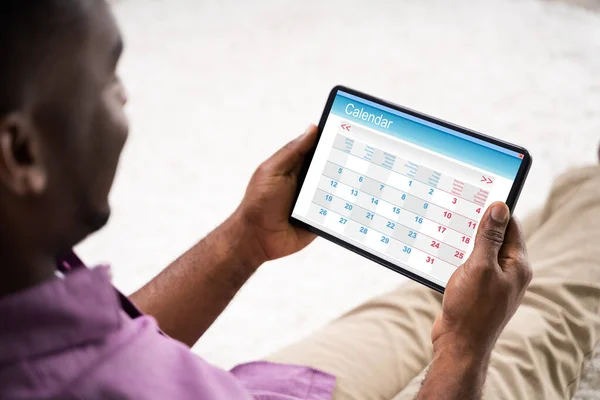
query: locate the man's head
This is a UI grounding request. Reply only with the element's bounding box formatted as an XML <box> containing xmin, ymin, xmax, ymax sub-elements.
<box><xmin>0</xmin><ymin>0</ymin><xmax>127</xmax><ymax>264</ymax></box>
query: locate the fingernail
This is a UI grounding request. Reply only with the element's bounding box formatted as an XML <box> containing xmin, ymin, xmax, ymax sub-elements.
<box><xmin>305</xmin><ymin>124</ymin><xmax>319</xmax><ymax>135</ymax></box>
<box><xmin>490</xmin><ymin>203</ymin><xmax>509</xmax><ymax>223</ymax></box>
<box><xmin>296</xmin><ymin>125</ymin><xmax>314</xmax><ymax>141</ymax></box>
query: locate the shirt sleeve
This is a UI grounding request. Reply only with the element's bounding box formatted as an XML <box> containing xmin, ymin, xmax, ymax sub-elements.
<box><xmin>231</xmin><ymin>361</ymin><xmax>336</xmax><ymax>400</ymax></box>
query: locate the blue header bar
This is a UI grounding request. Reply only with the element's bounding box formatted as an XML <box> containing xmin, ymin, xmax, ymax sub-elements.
<box><xmin>332</xmin><ymin>91</ymin><xmax>523</xmax><ymax>179</ymax></box>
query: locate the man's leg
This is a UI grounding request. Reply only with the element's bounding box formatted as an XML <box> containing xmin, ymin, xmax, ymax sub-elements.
<box><xmin>267</xmin><ymin>187</ymin><xmax>578</xmax><ymax>399</ymax></box>
<box><xmin>266</xmin><ymin>207</ymin><xmax>552</xmax><ymax>400</ymax></box>
<box><xmin>521</xmin><ymin>207</ymin><xmax>543</xmax><ymax>241</ymax></box>
<box><xmin>267</xmin><ymin>281</ymin><xmax>442</xmax><ymax>399</ymax></box>
<box><xmin>394</xmin><ymin>166</ymin><xmax>600</xmax><ymax>399</ymax></box>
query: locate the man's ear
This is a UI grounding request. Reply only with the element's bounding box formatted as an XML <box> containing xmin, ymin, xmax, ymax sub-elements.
<box><xmin>0</xmin><ymin>114</ymin><xmax>47</xmax><ymax>196</ymax></box>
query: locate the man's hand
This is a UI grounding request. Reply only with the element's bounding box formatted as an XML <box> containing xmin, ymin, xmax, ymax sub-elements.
<box><xmin>236</xmin><ymin>125</ymin><xmax>319</xmax><ymax>264</ymax></box>
<box><xmin>418</xmin><ymin>202</ymin><xmax>532</xmax><ymax>399</ymax></box>
<box><xmin>432</xmin><ymin>202</ymin><xmax>532</xmax><ymax>354</ymax></box>
<box><xmin>131</xmin><ymin>125</ymin><xmax>319</xmax><ymax>346</ymax></box>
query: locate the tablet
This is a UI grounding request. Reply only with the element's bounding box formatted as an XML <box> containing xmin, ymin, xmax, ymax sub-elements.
<box><xmin>290</xmin><ymin>86</ymin><xmax>532</xmax><ymax>293</ymax></box>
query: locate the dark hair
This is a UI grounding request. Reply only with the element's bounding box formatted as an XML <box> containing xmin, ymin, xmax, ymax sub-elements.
<box><xmin>0</xmin><ymin>0</ymin><xmax>90</xmax><ymax>114</ymax></box>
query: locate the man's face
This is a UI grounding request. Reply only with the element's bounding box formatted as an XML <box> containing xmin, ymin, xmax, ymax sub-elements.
<box><xmin>20</xmin><ymin>0</ymin><xmax>129</xmax><ymax>251</ymax></box>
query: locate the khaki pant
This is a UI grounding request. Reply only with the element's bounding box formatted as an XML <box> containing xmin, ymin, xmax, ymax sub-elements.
<box><xmin>269</xmin><ymin>166</ymin><xmax>600</xmax><ymax>399</ymax></box>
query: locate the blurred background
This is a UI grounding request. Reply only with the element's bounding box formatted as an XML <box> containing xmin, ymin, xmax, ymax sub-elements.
<box><xmin>78</xmin><ymin>0</ymin><xmax>600</xmax><ymax>397</ymax></box>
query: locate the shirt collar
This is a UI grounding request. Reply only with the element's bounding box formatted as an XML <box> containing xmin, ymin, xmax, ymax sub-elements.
<box><xmin>0</xmin><ymin>265</ymin><xmax>122</xmax><ymax>365</ymax></box>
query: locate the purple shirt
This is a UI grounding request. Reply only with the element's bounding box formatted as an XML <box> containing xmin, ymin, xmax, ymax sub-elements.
<box><xmin>0</xmin><ymin>263</ymin><xmax>335</xmax><ymax>399</ymax></box>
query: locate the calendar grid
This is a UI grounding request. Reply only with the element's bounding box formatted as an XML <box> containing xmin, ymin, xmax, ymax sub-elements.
<box><xmin>308</xmin><ymin>129</ymin><xmax>491</xmax><ymax>273</ymax></box>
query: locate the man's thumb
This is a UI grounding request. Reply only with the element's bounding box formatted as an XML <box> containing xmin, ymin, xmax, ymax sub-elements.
<box><xmin>471</xmin><ymin>202</ymin><xmax>510</xmax><ymax>264</ymax></box>
<box><xmin>293</xmin><ymin>124</ymin><xmax>319</xmax><ymax>154</ymax></box>
<box><xmin>265</xmin><ymin>125</ymin><xmax>318</xmax><ymax>174</ymax></box>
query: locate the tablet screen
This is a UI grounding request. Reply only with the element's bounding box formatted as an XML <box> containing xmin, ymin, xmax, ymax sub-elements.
<box><xmin>292</xmin><ymin>89</ymin><xmax>525</xmax><ymax>287</ymax></box>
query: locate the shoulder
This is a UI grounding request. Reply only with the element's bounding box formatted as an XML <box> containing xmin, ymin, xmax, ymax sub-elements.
<box><xmin>62</xmin><ymin>314</ymin><xmax>253</xmax><ymax>399</ymax></box>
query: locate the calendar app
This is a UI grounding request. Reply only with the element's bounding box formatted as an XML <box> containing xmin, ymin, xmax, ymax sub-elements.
<box><xmin>293</xmin><ymin>90</ymin><xmax>525</xmax><ymax>288</ymax></box>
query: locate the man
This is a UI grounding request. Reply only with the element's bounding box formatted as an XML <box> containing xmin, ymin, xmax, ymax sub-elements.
<box><xmin>0</xmin><ymin>1</ymin><xmax>598</xmax><ymax>399</ymax></box>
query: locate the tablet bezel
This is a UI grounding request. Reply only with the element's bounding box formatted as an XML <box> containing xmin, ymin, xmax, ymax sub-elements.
<box><xmin>290</xmin><ymin>85</ymin><xmax>533</xmax><ymax>293</ymax></box>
